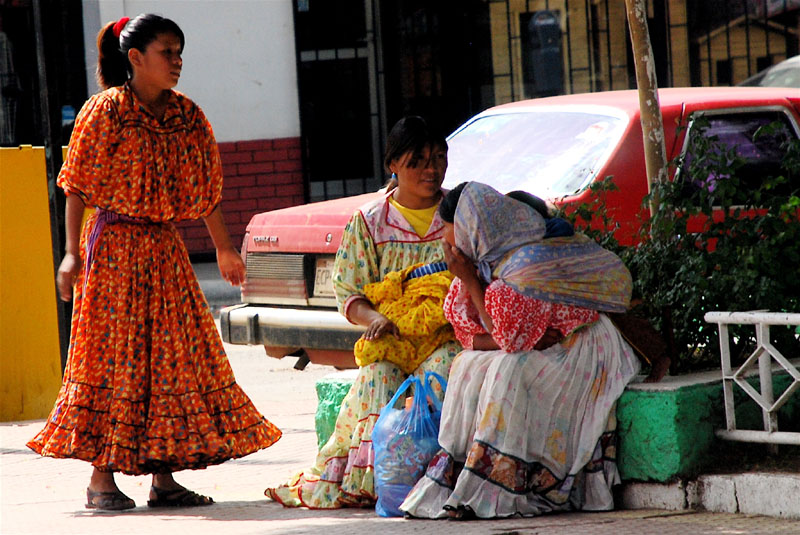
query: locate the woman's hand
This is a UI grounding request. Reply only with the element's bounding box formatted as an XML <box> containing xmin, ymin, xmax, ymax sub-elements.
<box><xmin>362</xmin><ymin>314</ymin><xmax>400</xmax><ymax>341</ymax></box>
<box><xmin>534</xmin><ymin>327</ymin><xmax>564</xmax><ymax>350</ymax></box>
<box><xmin>472</xmin><ymin>333</ymin><xmax>500</xmax><ymax>350</ymax></box>
<box><xmin>204</xmin><ymin>205</ymin><xmax>245</xmax><ymax>286</ymax></box>
<box><xmin>444</xmin><ymin>241</ymin><xmax>494</xmax><ymax>332</ymax></box>
<box><xmin>347</xmin><ymin>299</ymin><xmax>399</xmax><ymax>341</ymax></box>
<box><xmin>56</xmin><ymin>252</ymin><xmax>82</xmax><ymax>302</ymax></box>
<box><xmin>217</xmin><ymin>246</ymin><xmax>246</xmax><ymax>286</ymax></box>
<box><xmin>58</xmin><ymin>194</ymin><xmax>85</xmax><ymax>302</ymax></box>
<box><xmin>443</xmin><ymin>242</ymin><xmax>478</xmax><ymax>283</ymax></box>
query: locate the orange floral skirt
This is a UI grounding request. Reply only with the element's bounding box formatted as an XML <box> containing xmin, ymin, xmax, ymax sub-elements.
<box><xmin>28</xmin><ymin>215</ymin><xmax>281</xmax><ymax>475</ymax></box>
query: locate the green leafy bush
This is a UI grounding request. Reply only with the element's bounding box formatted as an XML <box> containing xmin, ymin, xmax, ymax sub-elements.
<box><xmin>566</xmin><ymin>121</ymin><xmax>800</xmax><ymax>374</ymax></box>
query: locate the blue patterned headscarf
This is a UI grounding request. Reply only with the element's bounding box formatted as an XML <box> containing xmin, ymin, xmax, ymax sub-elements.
<box><xmin>454</xmin><ymin>182</ymin><xmax>631</xmax><ymax>313</ymax></box>
<box><xmin>454</xmin><ymin>182</ymin><xmax>546</xmax><ymax>283</ymax></box>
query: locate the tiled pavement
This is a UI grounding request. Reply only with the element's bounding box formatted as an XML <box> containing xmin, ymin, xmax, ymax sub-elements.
<box><xmin>3</xmin><ymin>324</ymin><xmax>799</xmax><ymax>534</ymax></box>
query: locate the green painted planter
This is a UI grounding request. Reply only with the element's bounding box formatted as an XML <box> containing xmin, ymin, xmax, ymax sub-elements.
<box><xmin>616</xmin><ymin>378</ymin><xmax>722</xmax><ymax>481</ymax></box>
<box><xmin>618</xmin><ymin>371</ymin><xmax>799</xmax><ymax>482</ymax></box>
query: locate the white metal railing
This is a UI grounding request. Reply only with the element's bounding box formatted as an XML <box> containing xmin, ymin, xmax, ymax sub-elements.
<box><xmin>704</xmin><ymin>311</ymin><xmax>800</xmax><ymax>446</ymax></box>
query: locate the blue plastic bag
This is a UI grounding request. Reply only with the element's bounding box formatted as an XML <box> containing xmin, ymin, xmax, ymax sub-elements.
<box><xmin>372</xmin><ymin>371</ymin><xmax>447</xmax><ymax>517</ymax></box>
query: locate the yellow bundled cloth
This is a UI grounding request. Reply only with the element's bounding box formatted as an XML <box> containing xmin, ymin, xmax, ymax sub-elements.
<box><xmin>355</xmin><ymin>263</ymin><xmax>456</xmax><ymax>374</ymax></box>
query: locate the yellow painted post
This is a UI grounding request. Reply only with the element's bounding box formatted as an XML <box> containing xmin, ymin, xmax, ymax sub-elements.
<box><xmin>0</xmin><ymin>146</ymin><xmax>63</xmax><ymax>421</ymax></box>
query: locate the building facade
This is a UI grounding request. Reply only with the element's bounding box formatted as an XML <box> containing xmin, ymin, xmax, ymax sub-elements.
<box><xmin>3</xmin><ymin>0</ymin><xmax>798</xmax><ymax>254</ymax></box>
<box><xmin>294</xmin><ymin>0</ymin><xmax>798</xmax><ymax>205</ymax></box>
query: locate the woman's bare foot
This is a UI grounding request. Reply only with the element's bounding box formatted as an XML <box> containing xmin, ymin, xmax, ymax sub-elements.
<box><xmin>88</xmin><ymin>467</ymin><xmax>122</xmax><ymax>494</ymax></box>
<box><xmin>445</xmin><ymin>506</ymin><xmax>477</xmax><ymax>520</ymax></box>
<box><xmin>151</xmin><ymin>473</ymin><xmax>184</xmax><ymax>492</ymax></box>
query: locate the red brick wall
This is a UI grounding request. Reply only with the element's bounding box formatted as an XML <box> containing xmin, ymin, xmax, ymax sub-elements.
<box><xmin>177</xmin><ymin>137</ymin><xmax>305</xmax><ymax>255</ymax></box>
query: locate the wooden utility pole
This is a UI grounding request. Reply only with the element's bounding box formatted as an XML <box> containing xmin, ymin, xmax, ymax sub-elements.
<box><xmin>624</xmin><ymin>0</ymin><xmax>667</xmax><ymax>216</ymax></box>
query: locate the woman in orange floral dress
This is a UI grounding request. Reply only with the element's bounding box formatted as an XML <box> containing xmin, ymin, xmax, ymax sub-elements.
<box><xmin>27</xmin><ymin>14</ymin><xmax>281</xmax><ymax>511</ymax></box>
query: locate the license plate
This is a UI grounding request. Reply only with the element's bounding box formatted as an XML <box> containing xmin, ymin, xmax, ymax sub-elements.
<box><xmin>313</xmin><ymin>256</ymin><xmax>336</xmax><ymax>298</ymax></box>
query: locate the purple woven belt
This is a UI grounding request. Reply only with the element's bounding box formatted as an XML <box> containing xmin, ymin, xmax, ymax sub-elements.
<box><xmin>83</xmin><ymin>209</ymin><xmax>150</xmax><ymax>292</ymax></box>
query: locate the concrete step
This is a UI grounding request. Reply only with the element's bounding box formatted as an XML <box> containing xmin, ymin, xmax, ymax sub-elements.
<box><xmin>620</xmin><ymin>472</ymin><xmax>800</xmax><ymax>519</ymax></box>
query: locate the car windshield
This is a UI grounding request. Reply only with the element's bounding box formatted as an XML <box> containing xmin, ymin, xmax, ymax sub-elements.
<box><xmin>443</xmin><ymin>108</ymin><xmax>628</xmax><ymax>198</ymax></box>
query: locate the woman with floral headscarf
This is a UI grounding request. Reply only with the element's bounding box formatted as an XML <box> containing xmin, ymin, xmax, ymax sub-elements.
<box><xmin>400</xmin><ymin>181</ymin><xmax>641</xmax><ymax>519</ymax></box>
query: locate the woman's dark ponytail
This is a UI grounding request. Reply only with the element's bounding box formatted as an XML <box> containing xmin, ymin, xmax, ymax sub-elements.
<box><xmin>96</xmin><ymin>22</ymin><xmax>128</xmax><ymax>90</ymax></box>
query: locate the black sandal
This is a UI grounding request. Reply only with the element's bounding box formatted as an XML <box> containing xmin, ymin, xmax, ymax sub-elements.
<box><xmin>85</xmin><ymin>488</ymin><xmax>136</xmax><ymax>511</ymax></box>
<box><xmin>147</xmin><ymin>486</ymin><xmax>214</xmax><ymax>508</ymax></box>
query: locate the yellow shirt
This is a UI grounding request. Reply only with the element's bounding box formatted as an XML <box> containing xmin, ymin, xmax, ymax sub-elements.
<box><xmin>389</xmin><ymin>197</ymin><xmax>438</xmax><ymax>237</ymax></box>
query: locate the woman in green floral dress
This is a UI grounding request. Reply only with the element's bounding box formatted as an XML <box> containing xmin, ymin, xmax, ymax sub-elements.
<box><xmin>265</xmin><ymin>116</ymin><xmax>460</xmax><ymax>508</ymax></box>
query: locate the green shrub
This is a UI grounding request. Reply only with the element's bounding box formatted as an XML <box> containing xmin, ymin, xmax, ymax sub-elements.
<box><xmin>565</xmin><ymin>121</ymin><xmax>800</xmax><ymax>374</ymax></box>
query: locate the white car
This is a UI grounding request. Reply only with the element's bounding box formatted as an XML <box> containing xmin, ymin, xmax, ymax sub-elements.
<box><xmin>739</xmin><ymin>55</ymin><xmax>800</xmax><ymax>88</ymax></box>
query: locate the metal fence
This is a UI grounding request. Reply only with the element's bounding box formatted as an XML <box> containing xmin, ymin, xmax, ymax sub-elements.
<box><xmin>705</xmin><ymin>311</ymin><xmax>800</xmax><ymax>448</ymax></box>
<box><xmin>489</xmin><ymin>0</ymin><xmax>799</xmax><ymax>103</ymax></box>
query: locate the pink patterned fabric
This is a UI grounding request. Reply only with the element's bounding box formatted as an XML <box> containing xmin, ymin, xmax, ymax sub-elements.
<box><xmin>444</xmin><ymin>278</ymin><xmax>599</xmax><ymax>351</ymax></box>
<box><xmin>361</xmin><ymin>189</ymin><xmax>445</xmax><ymax>246</ymax></box>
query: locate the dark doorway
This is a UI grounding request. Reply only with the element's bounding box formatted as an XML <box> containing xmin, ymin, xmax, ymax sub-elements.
<box><xmin>381</xmin><ymin>0</ymin><xmax>494</xmax><ymax>137</ymax></box>
<box><xmin>297</xmin><ymin>55</ymin><xmax>374</xmax><ymax>200</ymax></box>
<box><xmin>293</xmin><ymin>0</ymin><xmax>495</xmax><ymax>202</ymax></box>
<box><xmin>1</xmin><ymin>0</ymin><xmax>87</xmax><ymax>147</ymax></box>
<box><xmin>293</xmin><ymin>0</ymin><xmax>377</xmax><ymax>201</ymax></box>
<box><xmin>647</xmin><ymin>0</ymin><xmax>670</xmax><ymax>87</ymax></box>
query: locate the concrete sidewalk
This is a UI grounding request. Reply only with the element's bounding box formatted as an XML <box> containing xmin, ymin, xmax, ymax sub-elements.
<box><xmin>3</xmin><ymin>343</ymin><xmax>799</xmax><ymax>534</ymax></box>
<box><xmin>191</xmin><ymin>260</ymin><xmax>800</xmax><ymax>522</ymax></box>
<box><xmin>2</xmin><ymin>263</ymin><xmax>796</xmax><ymax>534</ymax></box>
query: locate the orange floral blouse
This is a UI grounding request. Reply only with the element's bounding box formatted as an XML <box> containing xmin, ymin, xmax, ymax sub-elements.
<box><xmin>57</xmin><ymin>83</ymin><xmax>222</xmax><ymax>221</ymax></box>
